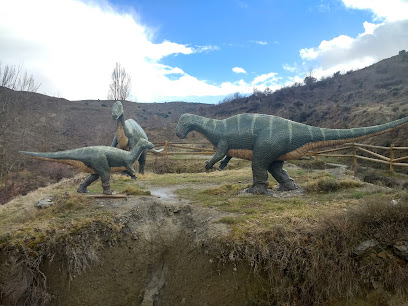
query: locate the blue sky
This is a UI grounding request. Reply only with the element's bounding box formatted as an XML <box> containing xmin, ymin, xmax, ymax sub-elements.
<box><xmin>0</xmin><ymin>0</ymin><xmax>407</xmax><ymax>103</ymax></box>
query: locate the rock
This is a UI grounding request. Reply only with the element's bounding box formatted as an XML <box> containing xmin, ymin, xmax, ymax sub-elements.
<box><xmin>353</xmin><ymin>240</ymin><xmax>380</xmax><ymax>256</ymax></box>
<box><xmin>393</xmin><ymin>241</ymin><xmax>408</xmax><ymax>261</ymax></box>
<box><xmin>36</xmin><ymin>198</ymin><xmax>54</xmax><ymax>209</ymax></box>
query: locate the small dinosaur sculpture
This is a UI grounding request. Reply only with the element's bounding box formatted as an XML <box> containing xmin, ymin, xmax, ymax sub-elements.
<box><xmin>20</xmin><ymin>139</ymin><xmax>154</xmax><ymax>195</ymax></box>
<box><xmin>111</xmin><ymin>101</ymin><xmax>162</xmax><ymax>177</ymax></box>
<box><xmin>176</xmin><ymin>113</ymin><xmax>408</xmax><ymax>194</ymax></box>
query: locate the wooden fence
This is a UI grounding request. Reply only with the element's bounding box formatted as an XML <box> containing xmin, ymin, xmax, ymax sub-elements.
<box><xmin>307</xmin><ymin>143</ymin><xmax>408</xmax><ymax>172</ymax></box>
<box><xmin>151</xmin><ymin>141</ymin><xmax>408</xmax><ymax>172</ymax></box>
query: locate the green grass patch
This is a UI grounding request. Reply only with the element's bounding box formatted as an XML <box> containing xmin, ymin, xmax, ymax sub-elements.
<box><xmin>123</xmin><ymin>185</ymin><xmax>151</xmax><ymax>195</ymax></box>
<box><xmin>204</xmin><ymin>184</ymin><xmax>244</xmax><ymax>195</ymax></box>
<box><xmin>86</xmin><ymin>174</ymin><xmax>150</xmax><ymax>194</ymax></box>
<box><xmin>145</xmin><ymin>167</ymin><xmax>253</xmax><ymax>186</ymax></box>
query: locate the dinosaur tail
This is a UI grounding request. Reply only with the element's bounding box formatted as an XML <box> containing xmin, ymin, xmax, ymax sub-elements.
<box><xmin>317</xmin><ymin>116</ymin><xmax>408</xmax><ymax>144</ymax></box>
<box><xmin>280</xmin><ymin>116</ymin><xmax>408</xmax><ymax>160</ymax></box>
<box><xmin>19</xmin><ymin>150</ymin><xmax>79</xmax><ymax>160</ymax></box>
<box><xmin>19</xmin><ymin>151</ymin><xmax>94</xmax><ymax>173</ymax></box>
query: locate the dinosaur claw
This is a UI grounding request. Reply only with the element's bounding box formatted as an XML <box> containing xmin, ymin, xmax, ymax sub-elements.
<box><xmin>77</xmin><ymin>185</ymin><xmax>89</xmax><ymax>193</ymax></box>
<box><xmin>205</xmin><ymin>161</ymin><xmax>213</xmax><ymax>170</ymax></box>
<box><xmin>103</xmin><ymin>188</ymin><xmax>113</xmax><ymax>195</ymax></box>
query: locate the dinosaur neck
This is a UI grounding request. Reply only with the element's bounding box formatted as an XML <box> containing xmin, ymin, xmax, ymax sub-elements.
<box><xmin>129</xmin><ymin>143</ymin><xmax>144</xmax><ymax>161</ymax></box>
<box><xmin>191</xmin><ymin>115</ymin><xmax>221</xmax><ymax>144</ymax></box>
<box><xmin>117</xmin><ymin>114</ymin><xmax>126</xmax><ymax>129</ymax></box>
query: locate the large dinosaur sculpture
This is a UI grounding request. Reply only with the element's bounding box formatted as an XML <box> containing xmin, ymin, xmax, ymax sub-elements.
<box><xmin>176</xmin><ymin>113</ymin><xmax>408</xmax><ymax>194</ymax></box>
<box><xmin>111</xmin><ymin>101</ymin><xmax>162</xmax><ymax>177</ymax></box>
<box><xmin>20</xmin><ymin>139</ymin><xmax>154</xmax><ymax>195</ymax></box>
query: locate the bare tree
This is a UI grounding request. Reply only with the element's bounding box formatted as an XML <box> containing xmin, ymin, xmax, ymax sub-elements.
<box><xmin>107</xmin><ymin>62</ymin><xmax>132</xmax><ymax>101</ymax></box>
<box><xmin>0</xmin><ymin>62</ymin><xmax>40</xmax><ymax>180</ymax></box>
<box><xmin>0</xmin><ymin>62</ymin><xmax>41</xmax><ymax>92</ymax></box>
<box><xmin>304</xmin><ymin>70</ymin><xmax>317</xmax><ymax>86</ymax></box>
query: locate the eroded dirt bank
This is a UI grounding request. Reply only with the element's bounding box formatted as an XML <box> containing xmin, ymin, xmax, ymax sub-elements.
<box><xmin>42</xmin><ymin>197</ymin><xmax>259</xmax><ymax>306</ymax></box>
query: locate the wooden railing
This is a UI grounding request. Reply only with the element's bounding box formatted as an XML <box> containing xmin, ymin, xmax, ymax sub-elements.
<box><xmin>152</xmin><ymin>141</ymin><xmax>408</xmax><ymax>172</ymax></box>
<box><xmin>307</xmin><ymin>143</ymin><xmax>408</xmax><ymax>172</ymax></box>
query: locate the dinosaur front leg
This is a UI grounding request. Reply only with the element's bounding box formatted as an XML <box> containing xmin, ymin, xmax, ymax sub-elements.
<box><xmin>125</xmin><ymin>163</ymin><xmax>137</xmax><ymax>180</ymax></box>
<box><xmin>77</xmin><ymin>174</ymin><xmax>100</xmax><ymax>193</ymax></box>
<box><xmin>267</xmin><ymin>161</ymin><xmax>299</xmax><ymax>191</ymax></box>
<box><xmin>205</xmin><ymin>141</ymin><xmax>228</xmax><ymax>170</ymax></box>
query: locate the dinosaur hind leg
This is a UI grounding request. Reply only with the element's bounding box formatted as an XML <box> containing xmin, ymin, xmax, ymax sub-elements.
<box><xmin>138</xmin><ymin>150</ymin><xmax>147</xmax><ymax>175</ymax></box>
<box><xmin>77</xmin><ymin>174</ymin><xmax>99</xmax><ymax>193</ymax></box>
<box><xmin>247</xmin><ymin>160</ymin><xmax>269</xmax><ymax>194</ymax></box>
<box><xmin>100</xmin><ymin>173</ymin><xmax>113</xmax><ymax>195</ymax></box>
<box><xmin>267</xmin><ymin>161</ymin><xmax>299</xmax><ymax>191</ymax></box>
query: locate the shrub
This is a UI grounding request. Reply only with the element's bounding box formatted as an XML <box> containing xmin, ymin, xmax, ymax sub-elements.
<box><xmin>305</xmin><ymin>178</ymin><xmax>363</xmax><ymax>193</ymax></box>
<box><xmin>354</xmin><ymin>167</ymin><xmax>399</xmax><ymax>188</ymax></box>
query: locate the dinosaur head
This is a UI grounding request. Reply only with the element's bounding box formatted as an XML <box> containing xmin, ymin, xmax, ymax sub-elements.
<box><xmin>176</xmin><ymin>113</ymin><xmax>194</xmax><ymax>139</ymax></box>
<box><xmin>138</xmin><ymin>138</ymin><xmax>154</xmax><ymax>150</ymax></box>
<box><xmin>112</xmin><ymin>101</ymin><xmax>124</xmax><ymax>120</ymax></box>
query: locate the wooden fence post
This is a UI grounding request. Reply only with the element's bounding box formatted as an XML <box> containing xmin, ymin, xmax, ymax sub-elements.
<box><xmin>390</xmin><ymin>144</ymin><xmax>394</xmax><ymax>173</ymax></box>
<box><xmin>353</xmin><ymin>143</ymin><xmax>357</xmax><ymax>167</ymax></box>
<box><xmin>164</xmin><ymin>140</ymin><xmax>169</xmax><ymax>158</ymax></box>
<box><xmin>314</xmin><ymin>147</ymin><xmax>319</xmax><ymax>160</ymax></box>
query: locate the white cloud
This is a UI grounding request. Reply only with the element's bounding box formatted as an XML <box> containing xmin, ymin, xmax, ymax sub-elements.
<box><xmin>0</xmin><ymin>0</ymin><xmax>232</xmax><ymax>102</ymax></box>
<box><xmin>232</xmin><ymin>67</ymin><xmax>247</xmax><ymax>74</ymax></box>
<box><xmin>252</xmin><ymin>72</ymin><xmax>279</xmax><ymax>85</ymax></box>
<box><xmin>300</xmin><ymin>35</ymin><xmax>354</xmax><ymax>60</ymax></box>
<box><xmin>282</xmin><ymin>64</ymin><xmax>297</xmax><ymax>73</ymax></box>
<box><xmin>254</xmin><ymin>41</ymin><xmax>268</xmax><ymax>45</ymax></box>
<box><xmin>342</xmin><ymin>0</ymin><xmax>408</xmax><ymax>22</ymax></box>
<box><xmin>298</xmin><ymin>0</ymin><xmax>408</xmax><ymax>81</ymax></box>
<box><xmin>193</xmin><ymin>45</ymin><xmax>220</xmax><ymax>53</ymax></box>
<box><xmin>361</xmin><ymin>21</ymin><xmax>381</xmax><ymax>35</ymax></box>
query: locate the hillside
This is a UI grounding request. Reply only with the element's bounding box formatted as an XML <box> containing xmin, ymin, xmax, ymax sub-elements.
<box><xmin>1</xmin><ymin>51</ymin><xmax>408</xmax><ymax>203</ymax></box>
<box><xmin>204</xmin><ymin>51</ymin><xmax>408</xmax><ymax>146</ymax></box>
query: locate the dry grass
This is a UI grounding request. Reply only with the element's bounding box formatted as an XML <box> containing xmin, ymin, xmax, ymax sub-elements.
<box><xmin>209</xmin><ymin>196</ymin><xmax>408</xmax><ymax>305</ymax></box>
<box><xmin>122</xmin><ymin>185</ymin><xmax>151</xmax><ymax>195</ymax></box>
<box><xmin>304</xmin><ymin>177</ymin><xmax>364</xmax><ymax>193</ymax></box>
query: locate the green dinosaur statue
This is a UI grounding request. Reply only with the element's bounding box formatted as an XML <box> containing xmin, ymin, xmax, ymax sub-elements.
<box><xmin>111</xmin><ymin>101</ymin><xmax>162</xmax><ymax>177</ymax></box>
<box><xmin>176</xmin><ymin>113</ymin><xmax>408</xmax><ymax>194</ymax></box>
<box><xmin>20</xmin><ymin>139</ymin><xmax>154</xmax><ymax>195</ymax></box>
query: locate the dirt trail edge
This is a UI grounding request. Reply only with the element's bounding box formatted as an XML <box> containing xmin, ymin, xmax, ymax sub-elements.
<box><xmin>43</xmin><ymin>191</ymin><xmax>258</xmax><ymax>306</ymax></box>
